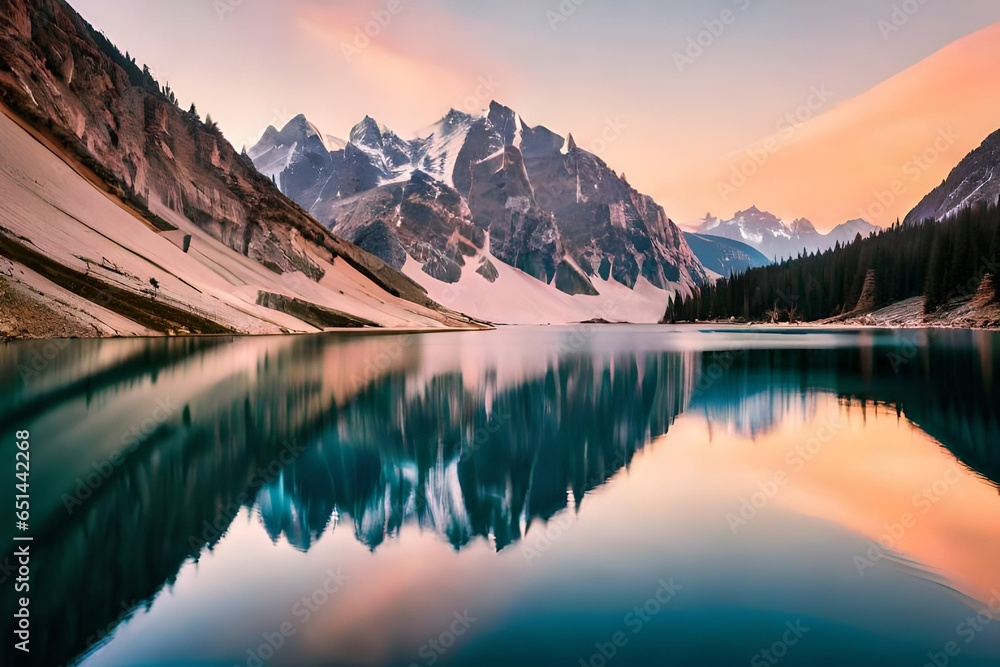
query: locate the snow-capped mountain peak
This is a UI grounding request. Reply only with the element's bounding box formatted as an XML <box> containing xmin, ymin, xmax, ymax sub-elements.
<box><xmin>695</xmin><ymin>208</ymin><xmax>878</xmax><ymax>261</ymax></box>
<box><xmin>281</xmin><ymin>114</ymin><xmax>332</xmax><ymax>146</ymax></box>
<box><xmin>349</xmin><ymin>115</ymin><xmax>384</xmax><ymax>147</ymax></box>
<box><xmin>247</xmin><ymin>113</ymin><xmax>336</xmax><ymax>182</ymax></box>
<box><xmin>727</xmin><ymin>207</ymin><xmax>790</xmax><ymax>243</ymax></box>
<box><xmin>341</xmin><ymin>116</ymin><xmax>412</xmax><ymax>178</ymax></box>
<box><xmin>249</xmin><ymin>101</ymin><xmax>708</xmax><ymax>324</ymax></box>
<box><xmin>789</xmin><ymin>218</ymin><xmax>819</xmax><ymax>236</ymax></box>
<box><xmin>443</xmin><ymin>108</ymin><xmax>475</xmax><ymax>125</ymax></box>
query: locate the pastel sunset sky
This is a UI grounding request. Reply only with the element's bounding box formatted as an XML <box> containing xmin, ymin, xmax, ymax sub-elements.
<box><xmin>73</xmin><ymin>0</ymin><xmax>1000</xmax><ymax>230</ymax></box>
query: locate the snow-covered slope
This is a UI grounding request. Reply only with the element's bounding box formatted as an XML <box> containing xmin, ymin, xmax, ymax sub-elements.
<box><xmin>0</xmin><ymin>0</ymin><xmax>482</xmax><ymax>337</ymax></box>
<box><xmin>410</xmin><ymin>109</ymin><xmax>478</xmax><ymax>187</ymax></box>
<box><xmin>0</xmin><ymin>110</ymin><xmax>476</xmax><ymax>335</ymax></box>
<box><xmin>904</xmin><ymin>128</ymin><xmax>1000</xmax><ymax>225</ymax></box>
<box><xmin>251</xmin><ymin>102</ymin><xmax>708</xmax><ymax>324</ymax></box>
<box><xmin>402</xmin><ymin>245</ymin><xmax>674</xmax><ymax>325</ymax></box>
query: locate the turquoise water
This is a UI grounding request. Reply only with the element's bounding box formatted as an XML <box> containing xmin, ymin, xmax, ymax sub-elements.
<box><xmin>1</xmin><ymin>326</ymin><xmax>999</xmax><ymax>666</ymax></box>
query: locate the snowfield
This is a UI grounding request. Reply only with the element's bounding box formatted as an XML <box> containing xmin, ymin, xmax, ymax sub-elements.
<box><xmin>403</xmin><ymin>250</ymin><xmax>675</xmax><ymax>325</ymax></box>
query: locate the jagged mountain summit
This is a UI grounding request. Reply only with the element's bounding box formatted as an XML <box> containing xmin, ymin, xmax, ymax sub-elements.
<box><xmin>696</xmin><ymin>208</ymin><xmax>879</xmax><ymax>261</ymax></box>
<box><xmin>0</xmin><ymin>0</ymin><xmax>481</xmax><ymax>337</ymax></box>
<box><xmin>250</xmin><ymin>103</ymin><xmax>708</xmax><ymax>324</ymax></box>
<box><xmin>904</xmin><ymin>128</ymin><xmax>1000</xmax><ymax>225</ymax></box>
<box><xmin>248</xmin><ymin>113</ymin><xmax>346</xmax><ymax>183</ymax></box>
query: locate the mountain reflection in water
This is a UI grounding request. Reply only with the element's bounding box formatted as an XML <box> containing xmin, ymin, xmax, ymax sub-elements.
<box><xmin>0</xmin><ymin>326</ymin><xmax>998</xmax><ymax>666</ymax></box>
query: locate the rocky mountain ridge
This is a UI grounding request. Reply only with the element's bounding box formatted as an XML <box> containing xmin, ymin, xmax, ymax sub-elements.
<box><xmin>0</xmin><ymin>0</ymin><xmax>481</xmax><ymax>336</ymax></box>
<box><xmin>904</xmin><ymin>128</ymin><xmax>1000</xmax><ymax>225</ymax></box>
<box><xmin>250</xmin><ymin>103</ymin><xmax>708</xmax><ymax>324</ymax></box>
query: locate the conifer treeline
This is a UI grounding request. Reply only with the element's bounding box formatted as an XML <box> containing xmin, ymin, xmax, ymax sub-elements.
<box><xmin>666</xmin><ymin>201</ymin><xmax>1000</xmax><ymax>323</ymax></box>
<box><xmin>88</xmin><ymin>26</ymin><xmax>221</xmax><ymax>133</ymax></box>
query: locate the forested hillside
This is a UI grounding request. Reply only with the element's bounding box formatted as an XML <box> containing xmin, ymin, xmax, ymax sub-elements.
<box><xmin>666</xmin><ymin>201</ymin><xmax>1000</xmax><ymax>323</ymax></box>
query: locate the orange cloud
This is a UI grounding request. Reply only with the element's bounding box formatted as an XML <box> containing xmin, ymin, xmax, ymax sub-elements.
<box><xmin>292</xmin><ymin>1</ymin><xmax>513</xmax><ymax>135</ymax></box>
<box><xmin>671</xmin><ymin>23</ymin><xmax>1000</xmax><ymax>230</ymax></box>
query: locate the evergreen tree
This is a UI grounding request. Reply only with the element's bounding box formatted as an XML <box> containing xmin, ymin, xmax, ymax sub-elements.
<box><xmin>668</xmin><ymin>200</ymin><xmax>1000</xmax><ymax>323</ymax></box>
<box><xmin>990</xmin><ymin>221</ymin><xmax>1000</xmax><ymax>265</ymax></box>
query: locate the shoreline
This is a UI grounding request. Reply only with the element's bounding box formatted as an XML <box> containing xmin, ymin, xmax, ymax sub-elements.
<box><xmin>0</xmin><ymin>324</ymin><xmax>495</xmax><ymax>344</ymax></box>
<box><xmin>665</xmin><ymin>321</ymin><xmax>1000</xmax><ymax>332</ymax></box>
<box><xmin>667</xmin><ymin>293</ymin><xmax>1000</xmax><ymax>332</ymax></box>
<box><xmin>5</xmin><ymin>317</ymin><xmax>999</xmax><ymax>343</ymax></box>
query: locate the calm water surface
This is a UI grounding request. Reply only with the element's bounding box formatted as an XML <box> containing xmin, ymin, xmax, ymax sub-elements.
<box><xmin>1</xmin><ymin>326</ymin><xmax>1000</xmax><ymax>666</ymax></box>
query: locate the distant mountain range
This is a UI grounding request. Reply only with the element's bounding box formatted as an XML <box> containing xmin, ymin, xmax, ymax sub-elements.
<box><xmin>692</xmin><ymin>208</ymin><xmax>880</xmax><ymax>261</ymax></box>
<box><xmin>249</xmin><ymin>104</ymin><xmax>707</xmax><ymax>324</ymax></box>
<box><xmin>682</xmin><ymin>233</ymin><xmax>770</xmax><ymax>276</ymax></box>
<box><xmin>905</xmin><ymin>128</ymin><xmax>1000</xmax><ymax>225</ymax></box>
<box><xmin>673</xmin><ymin>124</ymin><xmax>1000</xmax><ymax>327</ymax></box>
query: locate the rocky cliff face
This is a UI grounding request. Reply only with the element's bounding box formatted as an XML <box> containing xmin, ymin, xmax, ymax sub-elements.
<box><xmin>0</xmin><ymin>0</ymin><xmax>476</xmax><ymax>335</ymax></box>
<box><xmin>251</xmin><ymin>102</ymin><xmax>708</xmax><ymax>323</ymax></box>
<box><xmin>904</xmin><ymin>128</ymin><xmax>1000</xmax><ymax>226</ymax></box>
<box><xmin>324</xmin><ymin>171</ymin><xmax>484</xmax><ymax>284</ymax></box>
